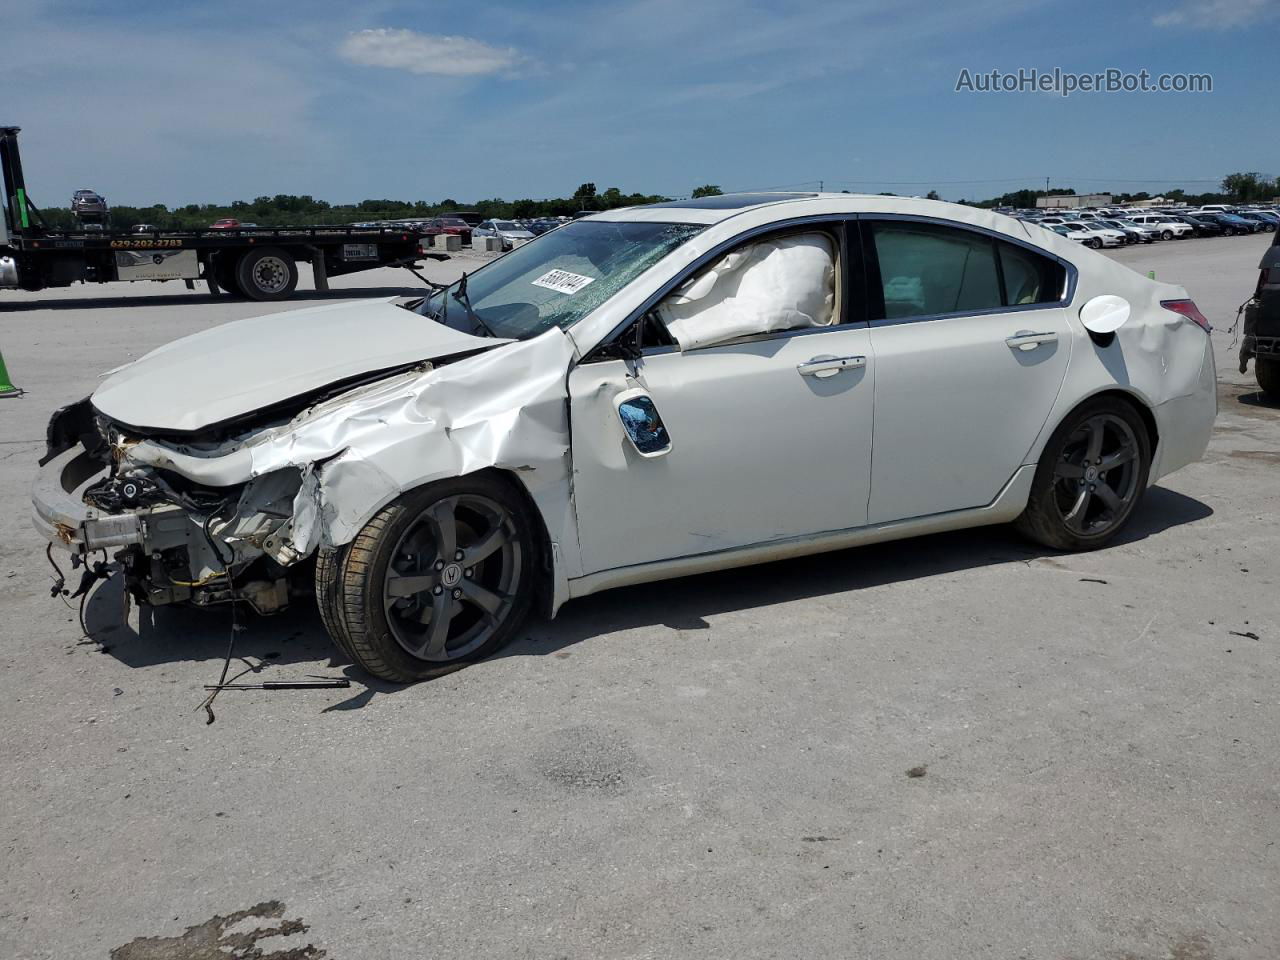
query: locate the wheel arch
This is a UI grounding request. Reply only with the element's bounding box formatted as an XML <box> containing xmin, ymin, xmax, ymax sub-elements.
<box><xmin>1033</xmin><ymin>386</ymin><xmax>1160</xmax><ymax>468</ymax></box>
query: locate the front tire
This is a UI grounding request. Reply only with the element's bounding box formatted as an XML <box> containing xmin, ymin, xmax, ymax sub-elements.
<box><xmin>1257</xmin><ymin>358</ymin><xmax>1280</xmax><ymax>401</ymax></box>
<box><xmin>1089</xmin><ymin>237</ymin><xmax>1103</xmax><ymax>249</ymax></box>
<box><xmin>332</xmin><ymin>474</ymin><xmax>537</xmax><ymax>683</ymax></box>
<box><xmin>1015</xmin><ymin>398</ymin><xmax>1152</xmax><ymax>551</ymax></box>
<box><xmin>1161</xmin><ymin>230</ymin><xmax>1173</xmax><ymax>241</ymax></box>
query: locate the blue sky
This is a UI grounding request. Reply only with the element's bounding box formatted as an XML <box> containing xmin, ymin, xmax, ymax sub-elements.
<box><xmin>10</xmin><ymin>0</ymin><xmax>1278</xmax><ymax>206</ymax></box>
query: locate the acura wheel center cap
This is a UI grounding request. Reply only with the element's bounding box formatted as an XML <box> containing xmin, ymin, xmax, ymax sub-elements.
<box><xmin>441</xmin><ymin>563</ymin><xmax>463</xmax><ymax>587</ymax></box>
<box><xmin>1084</xmin><ymin>465</ymin><xmax>1098</xmax><ymax>482</ymax></box>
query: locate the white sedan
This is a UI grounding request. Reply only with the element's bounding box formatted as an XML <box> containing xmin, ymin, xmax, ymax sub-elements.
<box><xmin>33</xmin><ymin>193</ymin><xmax>1217</xmax><ymax>682</ymax></box>
<box><xmin>473</xmin><ymin>219</ymin><xmax>536</xmax><ymax>251</ymax></box>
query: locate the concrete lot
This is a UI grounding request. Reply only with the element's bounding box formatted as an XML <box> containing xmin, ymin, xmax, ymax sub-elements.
<box><xmin>1</xmin><ymin>235</ymin><xmax>1277</xmax><ymax>960</ymax></box>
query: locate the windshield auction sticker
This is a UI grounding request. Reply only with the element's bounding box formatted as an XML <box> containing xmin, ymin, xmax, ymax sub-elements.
<box><xmin>531</xmin><ymin>269</ymin><xmax>596</xmax><ymax>295</ymax></box>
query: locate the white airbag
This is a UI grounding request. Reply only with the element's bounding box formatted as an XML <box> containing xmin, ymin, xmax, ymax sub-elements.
<box><xmin>658</xmin><ymin>234</ymin><xmax>835</xmax><ymax>350</ymax></box>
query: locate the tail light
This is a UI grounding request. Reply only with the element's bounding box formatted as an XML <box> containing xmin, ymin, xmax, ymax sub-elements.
<box><xmin>1160</xmin><ymin>299</ymin><xmax>1212</xmax><ymax>333</ymax></box>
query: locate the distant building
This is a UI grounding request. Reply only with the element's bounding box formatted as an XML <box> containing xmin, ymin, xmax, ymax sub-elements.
<box><xmin>1036</xmin><ymin>193</ymin><xmax>1113</xmax><ymax>209</ymax></box>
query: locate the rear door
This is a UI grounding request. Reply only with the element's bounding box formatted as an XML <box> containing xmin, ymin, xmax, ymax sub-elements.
<box><xmin>862</xmin><ymin>218</ymin><xmax>1073</xmax><ymax>524</ymax></box>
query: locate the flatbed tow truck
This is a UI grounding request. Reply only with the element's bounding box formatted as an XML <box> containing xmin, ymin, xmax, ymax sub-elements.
<box><xmin>1</xmin><ymin>126</ymin><xmax>438</xmax><ymax>302</ymax></box>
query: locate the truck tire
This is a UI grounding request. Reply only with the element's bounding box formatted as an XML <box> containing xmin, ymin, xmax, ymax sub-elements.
<box><xmin>236</xmin><ymin>247</ymin><xmax>298</xmax><ymax>301</ymax></box>
<box><xmin>1257</xmin><ymin>358</ymin><xmax>1280</xmax><ymax>401</ymax></box>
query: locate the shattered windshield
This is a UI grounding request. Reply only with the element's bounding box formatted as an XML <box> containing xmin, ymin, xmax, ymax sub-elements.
<box><xmin>416</xmin><ymin>220</ymin><xmax>704</xmax><ymax>339</ymax></box>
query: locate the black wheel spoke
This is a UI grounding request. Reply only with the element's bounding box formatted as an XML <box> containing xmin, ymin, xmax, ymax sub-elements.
<box><xmin>460</xmin><ymin>579</ymin><xmax>506</xmax><ymax>622</ymax></box>
<box><xmin>416</xmin><ymin>593</ymin><xmax>455</xmax><ymax>659</ymax></box>
<box><xmin>1064</xmin><ymin>487</ymin><xmax>1091</xmax><ymax>533</ymax></box>
<box><xmin>427</xmin><ymin>498</ymin><xmax>458</xmax><ymax>561</ymax></box>
<box><xmin>1099</xmin><ymin>446</ymin><xmax>1135</xmax><ymax>471</ymax></box>
<box><xmin>1094</xmin><ymin>482</ymin><xmax>1123</xmax><ymax>512</ymax></box>
<box><xmin>1056</xmin><ymin>461</ymin><xmax>1084</xmax><ymax>480</ymax></box>
<box><xmin>463</xmin><ymin>525</ymin><xmax>508</xmax><ymax>567</ymax></box>
<box><xmin>385</xmin><ymin>574</ymin><xmax>435</xmax><ymax>598</ymax></box>
<box><xmin>1085</xmin><ymin>420</ymin><xmax>1105</xmax><ymax>463</ymax></box>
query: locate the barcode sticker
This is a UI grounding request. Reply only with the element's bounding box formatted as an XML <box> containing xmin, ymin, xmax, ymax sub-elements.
<box><xmin>531</xmin><ymin>269</ymin><xmax>596</xmax><ymax>295</ymax></box>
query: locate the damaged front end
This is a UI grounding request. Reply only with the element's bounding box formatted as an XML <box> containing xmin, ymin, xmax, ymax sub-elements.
<box><xmin>34</xmin><ymin>397</ymin><xmax>310</xmax><ymax>614</ymax></box>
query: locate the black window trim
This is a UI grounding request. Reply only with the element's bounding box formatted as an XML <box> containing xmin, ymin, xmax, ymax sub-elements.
<box><xmin>859</xmin><ymin>214</ymin><xmax>1077</xmax><ymax>328</ymax></box>
<box><xmin>580</xmin><ymin>214</ymin><xmax>867</xmax><ymax>362</ymax></box>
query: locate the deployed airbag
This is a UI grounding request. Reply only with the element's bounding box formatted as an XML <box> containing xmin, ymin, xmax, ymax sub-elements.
<box><xmin>658</xmin><ymin>233</ymin><xmax>835</xmax><ymax>350</ymax></box>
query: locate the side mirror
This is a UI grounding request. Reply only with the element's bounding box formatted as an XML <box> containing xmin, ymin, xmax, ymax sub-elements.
<box><xmin>1079</xmin><ymin>295</ymin><xmax>1130</xmax><ymax>334</ymax></box>
<box><xmin>615</xmin><ymin>388</ymin><xmax>672</xmax><ymax>458</ymax></box>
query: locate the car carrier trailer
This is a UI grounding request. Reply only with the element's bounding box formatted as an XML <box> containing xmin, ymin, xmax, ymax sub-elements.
<box><xmin>0</xmin><ymin>126</ymin><xmax>439</xmax><ymax>302</ymax></box>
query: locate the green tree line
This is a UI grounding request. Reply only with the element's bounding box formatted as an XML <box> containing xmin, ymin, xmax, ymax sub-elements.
<box><xmin>31</xmin><ymin>181</ymin><xmax>674</xmax><ymax>232</ymax></box>
<box><xmin>26</xmin><ymin>173</ymin><xmax>1276</xmax><ymax>231</ymax></box>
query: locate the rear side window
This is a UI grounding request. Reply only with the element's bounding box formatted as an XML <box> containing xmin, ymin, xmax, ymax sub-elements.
<box><xmin>999</xmin><ymin>240</ymin><xmax>1065</xmax><ymax>305</ymax></box>
<box><xmin>868</xmin><ymin>220</ymin><xmax>1065</xmax><ymax>319</ymax></box>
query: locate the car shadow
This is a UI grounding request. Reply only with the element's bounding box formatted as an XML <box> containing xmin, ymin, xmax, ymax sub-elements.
<box><xmin>80</xmin><ymin>486</ymin><xmax>1212</xmax><ymax>706</ymax></box>
<box><xmin>496</xmin><ymin>485</ymin><xmax>1213</xmax><ymax>661</ymax></box>
<box><xmin>0</xmin><ymin>286</ymin><xmax>425</xmax><ymax>312</ymax></box>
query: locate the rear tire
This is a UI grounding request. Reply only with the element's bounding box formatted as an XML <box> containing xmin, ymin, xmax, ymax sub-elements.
<box><xmin>335</xmin><ymin>474</ymin><xmax>537</xmax><ymax>683</ymax></box>
<box><xmin>1257</xmin><ymin>358</ymin><xmax>1280</xmax><ymax>401</ymax></box>
<box><xmin>236</xmin><ymin>246</ymin><xmax>298</xmax><ymax>301</ymax></box>
<box><xmin>1015</xmin><ymin>397</ymin><xmax>1152</xmax><ymax>551</ymax></box>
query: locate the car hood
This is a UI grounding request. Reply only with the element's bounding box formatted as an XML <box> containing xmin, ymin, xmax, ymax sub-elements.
<box><xmin>92</xmin><ymin>297</ymin><xmax>510</xmax><ymax>433</ymax></box>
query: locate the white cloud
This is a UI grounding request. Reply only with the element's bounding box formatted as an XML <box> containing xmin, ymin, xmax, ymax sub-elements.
<box><xmin>338</xmin><ymin>28</ymin><xmax>519</xmax><ymax>77</ymax></box>
<box><xmin>1154</xmin><ymin>0</ymin><xmax>1276</xmax><ymax>28</ymax></box>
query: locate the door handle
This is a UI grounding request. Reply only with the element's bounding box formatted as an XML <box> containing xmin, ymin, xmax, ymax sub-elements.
<box><xmin>1005</xmin><ymin>330</ymin><xmax>1058</xmax><ymax>352</ymax></box>
<box><xmin>797</xmin><ymin>355</ymin><xmax>866</xmax><ymax>378</ymax></box>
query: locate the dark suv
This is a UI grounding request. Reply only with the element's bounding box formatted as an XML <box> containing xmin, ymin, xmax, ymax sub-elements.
<box><xmin>1240</xmin><ymin>232</ymin><xmax>1280</xmax><ymax>400</ymax></box>
<box><xmin>70</xmin><ymin>188</ymin><xmax>108</xmax><ymax>220</ymax></box>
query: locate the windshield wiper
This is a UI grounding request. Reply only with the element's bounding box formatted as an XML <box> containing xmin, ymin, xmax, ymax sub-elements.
<box><xmin>452</xmin><ymin>272</ymin><xmax>498</xmax><ymax>338</ymax></box>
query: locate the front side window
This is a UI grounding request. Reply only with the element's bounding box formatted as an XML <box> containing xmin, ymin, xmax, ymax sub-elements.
<box><xmin>415</xmin><ymin>220</ymin><xmax>703</xmax><ymax>339</ymax></box>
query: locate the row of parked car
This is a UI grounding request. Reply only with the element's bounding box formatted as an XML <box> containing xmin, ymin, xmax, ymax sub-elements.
<box><xmin>348</xmin><ymin>213</ymin><xmax>576</xmax><ymax>251</ymax></box>
<box><xmin>1009</xmin><ymin>204</ymin><xmax>1280</xmax><ymax>250</ymax></box>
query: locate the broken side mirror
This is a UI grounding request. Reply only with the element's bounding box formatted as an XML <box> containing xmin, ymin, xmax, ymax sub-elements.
<box><xmin>615</xmin><ymin>388</ymin><xmax>672</xmax><ymax>458</ymax></box>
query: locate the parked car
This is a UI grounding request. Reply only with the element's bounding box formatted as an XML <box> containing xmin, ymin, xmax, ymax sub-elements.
<box><xmin>1236</xmin><ymin>212</ymin><xmax>1278</xmax><ymax>232</ymax></box>
<box><xmin>1239</xmin><ymin>230</ymin><xmax>1280</xmax><ymax>400</ymax></box>
<box><xmin>1048</xmin><ymin>222</ymin><xmax>1122</xmax><ymax>249</ymax></box>
<box><xmin>1126</xmin><ymin>215</ymin><xmax>1194</xmax><ymax>240</ymax></box>
<box><xmin>423</xmin><ymin>217</ymin><xmax>474</xmax><ymax>245</ymax></box>
<box><xmin>130</xmin><ymin>224</ymin><xmax>159</xmax><ymax>234</ymax></box>
<box><xmin>473</xmin><ymin>219</ymin><xmax>537</xmax><ymax>251</ymax></box>
<box><xmin>1201</xmin><ymin>212</ymin><xmax>1258</xmax><ymax>235</ymax></box>
<box><xmin>1165</xmin><ymin>214</ymin><xmax>1224</xmax><ymax>238</ymax></box>
<box><xmin>33</xmin><ymin>194</ymin><xmax>1216</xmax><ymax>683</ymax></box>
<box><xmin>209</xmin><ymin>218</ymin><xmax>242</xmax><ymax>230</ymax></box>
<box><xmin>70</xmin><ymin>189</ymin><xmax>107</xmax><ymax>217</ymax></box>
<box><xmin>1104</xmin><ymin>218</ymin><xmax>1160</xmax><ymax>243</ymax></box>
<box><xmin>1092</xmin><ymin>219</ymin><xmax>1141</xmax><ymax>244</ymax></box>
<box><xmin>450</xmin><ymin>211</ymin><xmax>486</xmax><ymax>227</ymax></box>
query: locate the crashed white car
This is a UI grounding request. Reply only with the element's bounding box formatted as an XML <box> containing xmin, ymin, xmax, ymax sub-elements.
<box><xmin>33</xmin><ymin>193</ymin><xmax>1217</xmax><ymax>682</ymax></box>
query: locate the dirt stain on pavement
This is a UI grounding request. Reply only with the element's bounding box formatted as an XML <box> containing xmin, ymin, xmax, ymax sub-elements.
<box><xmin>533</xmin><ymin>725</ymin><xmax>641</xmax><ymax>795</ymax></box>
<box><xmin>1225</xmin><ymin>448</ymin><xmax>1280</xmax><ymax>465</ymax></box>
<box><xmin>111</xmin><ymin>900</ymin><xmax>325</xmax><ymax>960</ymax></box>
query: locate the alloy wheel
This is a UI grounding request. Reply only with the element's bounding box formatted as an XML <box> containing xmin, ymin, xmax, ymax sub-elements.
<box><xmin>1051</xmin><ymin>413</ymin><xmax>1142</xmax><ymax>538</ymax></box>
<box><xmin>382</xmin><ymin>494</ymin><xmax>523</xmax><ymax>661</ymax></box>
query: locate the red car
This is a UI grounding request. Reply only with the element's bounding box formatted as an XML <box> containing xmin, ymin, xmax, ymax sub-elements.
<box><xmin>422</xmin><ymin>216</ymin><xmax>473</xmax><ymax>246</ymax></box>
<box><xmin>210</xmin><ymin>218</ymin><xmax>241</xmax><ymax>230</ymax></box>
